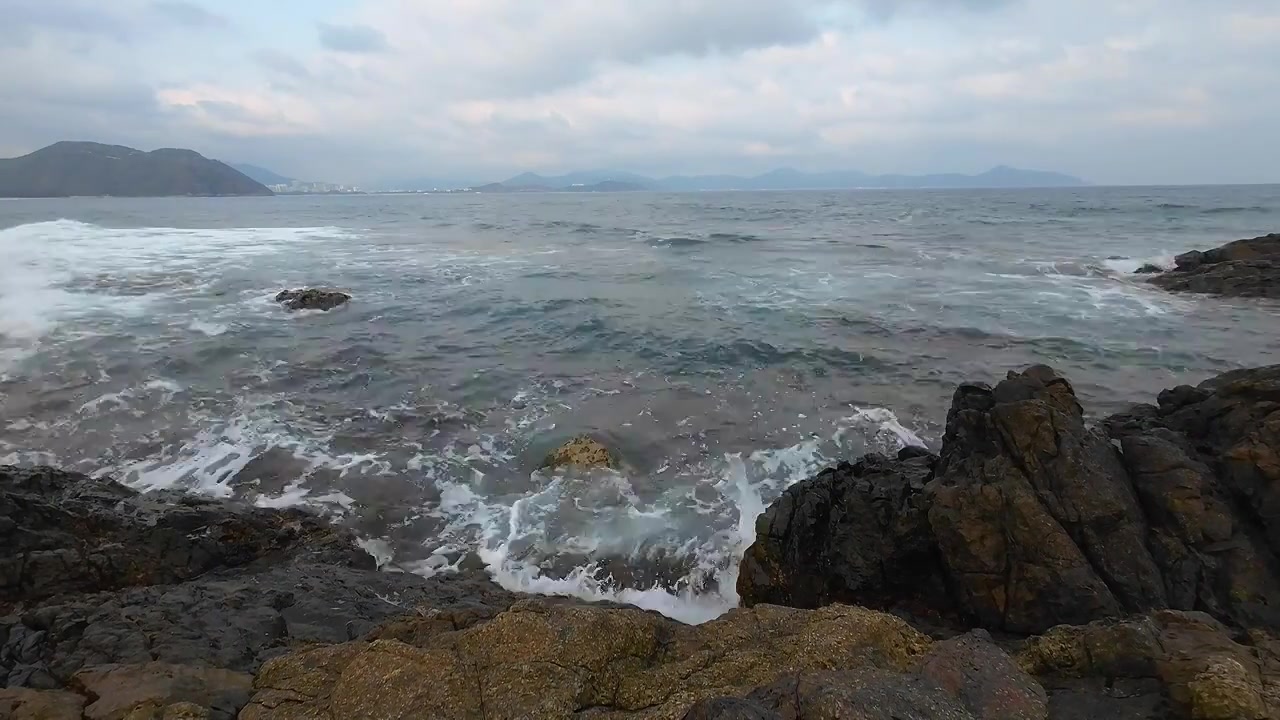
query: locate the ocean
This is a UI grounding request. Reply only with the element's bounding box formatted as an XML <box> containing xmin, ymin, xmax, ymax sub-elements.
<box><xmin>1</xmin><ymin>185</ymin><xmax>1278</xmax><ymax>622</ymax></box>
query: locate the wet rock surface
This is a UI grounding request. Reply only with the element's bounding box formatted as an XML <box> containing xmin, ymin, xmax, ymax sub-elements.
<box><xmin>273</xmin><ymin>288</ymin><xmax>350</xmax><ymax>311</ymax></box>
<box><xmin>1148</xmin><ymin>233</ymin><xmax>1280</xmax><ymax>298</ymax></box>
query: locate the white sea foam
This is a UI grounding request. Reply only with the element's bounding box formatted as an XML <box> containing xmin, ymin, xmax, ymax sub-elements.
<box><xmin>0</xmin><ymin>220</ymin><xmax>352</xmax><ymax>372</ymax></box>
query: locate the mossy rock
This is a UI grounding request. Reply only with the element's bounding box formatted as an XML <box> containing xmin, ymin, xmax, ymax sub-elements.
<box><xmin>541</xmin><ymin>436</ymin><xmax>617</xmax><ymax>471</ymax></box>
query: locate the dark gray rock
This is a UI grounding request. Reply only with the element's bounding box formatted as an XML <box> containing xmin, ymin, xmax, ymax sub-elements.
<box><xmin>274</xmin><ymin>288</ymin><xmax>350</xmax><ymax>311</ymax></box>
<box><xmin>0</xmin><ymin>465</ymin><xmax>370</xmax><ymax>606</ymax></box>
<box><xmin>1150</xmin><ymin>233</ymin><xmax>1280</xmax><ymax>298</ymax></box>
<box><xmin>746</xmin><ymin>670</ymin><xmax>979</xmax><ymax>720</ymax></box>
<box><xmin>1134</xmin><ymin>263</ymin><xmax>1164</xmax><ymax>274</ymax></box>
<box><xmin>737</xmin><ymin>452</ymin><xmax>946</xmax><ymax>617</ymax></box>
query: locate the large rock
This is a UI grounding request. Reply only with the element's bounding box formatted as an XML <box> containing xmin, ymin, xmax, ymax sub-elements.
<box><xmin>739</xmin><ymin>365</ymin><xmax>1280</xmax><ymax>635</ymax></box>
<box><xmin>240</xmin><ymin>600</ymin><xmax>935</xmax><ymax>719</ymax></box>
<box><xmin>274</xmin><ymin>288</ymin><xmax>350</xmax><ymax>311</ymax></box>
<box><xmin>1150</xmin><ymin>233</ymin><xmax>1280</xmax><ymax>298</ymax></box>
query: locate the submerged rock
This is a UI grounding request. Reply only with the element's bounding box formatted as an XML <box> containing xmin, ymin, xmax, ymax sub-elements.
<box><xmin>1149</xmin><ymin>233</ymin><xmax>1280</xmax><ymax>298</ymax></box>
<box><xmin>1135</xmin><ymin>263</ymin><xmax>1164</xmax><ymax>274</ymax></box>
<box><xmin>274</xmin><ymin>288</ymin><xmax>351</xmax><ymax>311</ymax></box>
<box><xmin>542</xmin><ymin>435</ymin><xmax>617</xmax><ymax>470</ymax></box>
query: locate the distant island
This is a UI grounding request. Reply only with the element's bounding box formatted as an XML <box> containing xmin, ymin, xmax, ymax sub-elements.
<box><xmin>0</xmin><ymin>142</ymin><xmax>272</xmax><ymax>198</ymax></box>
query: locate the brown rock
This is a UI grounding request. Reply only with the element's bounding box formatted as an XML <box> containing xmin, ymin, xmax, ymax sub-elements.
<box><xmin>1016</xmin><ymin>610</ymin><xmax>1280</xmax><ymax>719</ymax></box>
<box><xmin>0</xmin><ymin>687</ymin><xmax>86</xmax><ymax>719</ymax></box>
<box><xmin>1186</xmin><ymin>656</ymin><xmax>1268</xmax><ymax>720</ymax></box>
<box><xmin>240</xmin><ymin>600</ymin><xmax>933</xmax><ymax>720</ymax></box>
<box><xmin>542</xmin><ymin>436</ymin><xmax>617</xmax><ymax>470</ymax></box>
<box><xmin>71</xmin><ymin>662</ymin><xmax>252</xmax><ymax>720</ymax></box>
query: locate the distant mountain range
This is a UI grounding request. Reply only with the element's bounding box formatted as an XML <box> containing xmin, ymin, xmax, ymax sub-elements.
<box><xmin>0</xmin><ymin>142</ymin><xmax>272</xmax><ymax>198</ymax></box>
<box><xmin>493</xmin><ymin>166</ymin><xmax>1086</xmax><ymax>192</ymax></box>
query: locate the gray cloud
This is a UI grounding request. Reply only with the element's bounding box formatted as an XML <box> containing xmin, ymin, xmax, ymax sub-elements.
<box><xmin>0</xmin><ymin>0</ymin><xmax>1277</xmax><ymax>186</ymax></box>
<box><xmin>149</xmin><ymin>1</ymin><xmax>230</xmax><ymax>29</ymax></box>
<box><xmin>255</xmin><ymin>50</ymin><xmax>311</xmax><ymax>80</ymax></box>
<box><xmin>318</xmin><ymin>23</ymin><xmax>390</xmax><ymax>53</ymax></box>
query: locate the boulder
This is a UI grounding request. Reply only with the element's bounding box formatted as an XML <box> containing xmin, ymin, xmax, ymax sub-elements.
<box><xmin>738</xmin><ymin>364</ymin><xmax>1280</xmax><ymax>634</ymax></box>
<box><xmin>274</xmin><ymin>288</ymin><xmax>350</xmax><ymax>311</ymax></box>
<box><xmin>542</xmin><ymin>435</ymin><xmax>617</xmax><ymax>470</ymax></box>
<box><xmin>1150</xmin><ymin>234</ymin><xmax>1280</xmax><ymax>298</ymax></box>
<box><xmin>1017</xmin><ymin>610</ymin><xmax>1277</xmax><ymax>719</ymax></box>
<box><xmin>737</xmin><ymin>449</ymin><xmax>946</xmax><ymax>616</ymax></box>
<box><xmin>1135</xmin><ymin>263</ymin><xmax>1164</xmax><ymax>274</ymax></box>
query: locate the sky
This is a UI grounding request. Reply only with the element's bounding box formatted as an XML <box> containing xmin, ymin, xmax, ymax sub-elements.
<box><xmin>1</xmin><ymin>0</ymin><xmax>1278</xmax><ymax>187</ymax></box>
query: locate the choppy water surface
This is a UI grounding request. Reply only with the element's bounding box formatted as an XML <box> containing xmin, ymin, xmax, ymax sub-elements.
<box><xmin>2</xmin><ymin>186</ymin><xmax>1278</xmax><ymax>621</ymax></box>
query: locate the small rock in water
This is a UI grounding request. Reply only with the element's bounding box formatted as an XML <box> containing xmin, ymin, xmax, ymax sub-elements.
<box><xmin>1134</xmin><ymin>263</ymin><xmax>1164</xmax><ymax>274</ymax></box>
<box><xmin>542</xmin><ymin>435</ymin><xmax>616</xmax><ymax>470</ymax></box>
<box><xmin>275</xmin><ymin>288</ymin><xmax>351</xmax><ymax>311</ymax></box>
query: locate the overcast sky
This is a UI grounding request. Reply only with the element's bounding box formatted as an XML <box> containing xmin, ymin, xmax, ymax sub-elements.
<box><xmin>2</xmin><ymin>0</ymin><xmax>1277</xmax><ymax>186</ymax></box>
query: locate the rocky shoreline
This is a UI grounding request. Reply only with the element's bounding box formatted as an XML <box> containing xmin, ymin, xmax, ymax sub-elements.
<box><xmin>1143</xmin><ymin>233</ymin><xmax>1280</xmax><ymax>298</ymax></box>
<box><xmin>4</xmin><ymin>363</ymin><xmax>1280</xmax><ymax>719</ymax></box>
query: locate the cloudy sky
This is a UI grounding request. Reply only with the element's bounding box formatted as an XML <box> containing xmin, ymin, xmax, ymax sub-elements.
<box><xmin>2</xmin><ymin>0</ymin><xmax>1277</xmax><ymax>186</ymax></box>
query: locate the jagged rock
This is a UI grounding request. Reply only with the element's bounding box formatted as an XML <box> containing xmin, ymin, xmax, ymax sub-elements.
<box><xmin>737</xmin><ymin>449</ymin><xmax>945</xmax><ymax>615</ymax></box>
<box><xmin>0</xmin><ymin>687</ymin><xmax>85</xmax><ymax>719</ymax></box>
<box><xmin>542</xmin><ymin>435</ymin><xmax>617</xmax><ymax>470</ymax></box>
<box><xmin>739</xmin><ymin>364</ymin><xmax>1280</xmax><ymax>635</ymax></box>
<box><xmin>0</xmin><ymin>465</ymin><xmax>371</xmax><ymax>606</ymax></box>
<box><xmin>240</xmin><ymin>600</ymin><xmax>933</xmax><ymax>719</ymax></box>
<box><xmin>70</xmin><ymin>662</ymin><xmax>253</xmax><ymax>720</ymax></box>
<box><xmin>1150</xmin><ymin>233</ymin><xmax>1280</xmax><ymax>298</ymax></box>
<box><xmin>274</xmin><ymin>288</ymin><xmax>350</xmax><ymax>311</ymax></box>
<box><xmin>928</xmin><ymin>365</ymin><xmax>1166</xmax><ymax>632</ymax></box>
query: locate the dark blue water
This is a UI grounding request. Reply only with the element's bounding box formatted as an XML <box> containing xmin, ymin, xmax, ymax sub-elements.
<box><xmin>1</xmin><ymin>186</ymin><xmax>1277</xmax><ymax>621</ymax></box>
